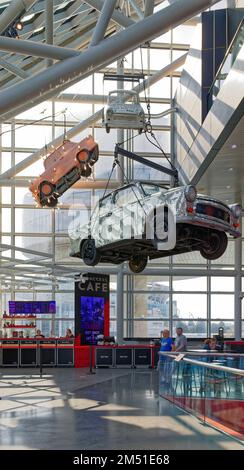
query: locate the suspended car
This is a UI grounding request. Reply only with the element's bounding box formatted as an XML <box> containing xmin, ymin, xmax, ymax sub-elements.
<box><xmin>69</xmin><ymin>182</ymin><xmax>241</xmax><ymax>273</ymax></box>
<box><xmin>102</xmin><ymin>89</ymin><xmax>145</xmax><ymax>133</ymax></box>
<box><xmin>29</xmin><ymin>135</ymin><xmax>99</xmax><ymax>207</ymax></box>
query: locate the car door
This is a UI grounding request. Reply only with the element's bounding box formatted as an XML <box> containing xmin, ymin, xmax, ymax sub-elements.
<box><xmin>113</xmin><ymin>185</ymin><xmax>145</xmax><ymax>241</ymax></box>
<box><xmin>97</xmin><ymin>194</ymin><xmax>114</xmax><ymax>246</ymax></box>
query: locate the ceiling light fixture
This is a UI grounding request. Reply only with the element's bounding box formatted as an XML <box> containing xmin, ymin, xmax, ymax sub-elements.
<box><xmin>15</xmin><ymin>21</ymin><xmax>23</xmax><ymax>31</ymax></box>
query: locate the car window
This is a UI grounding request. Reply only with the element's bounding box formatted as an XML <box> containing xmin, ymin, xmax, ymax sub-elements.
<box><xmin>141</xmin><ymin>183</ymin><xmax>165</xmax><ymax>197</ymax></box>
<box><xmin>99</xmin><ymin>195</ymin><xmax>113</xmax><ymax>215</ymax></box>
<box><xmin>114</xmin><ymin>186</ymin><xmax>140</xmax><ymax>207</ymax></box>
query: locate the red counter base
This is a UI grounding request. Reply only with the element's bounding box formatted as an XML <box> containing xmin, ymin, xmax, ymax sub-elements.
<box><xmin>74</xmin><ymin>340</ymin><xmax>159</xmax><ymax>368</ymax></box>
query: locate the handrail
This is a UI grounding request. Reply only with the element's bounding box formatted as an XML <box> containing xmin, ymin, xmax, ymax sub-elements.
<box><xmin>159</xmin><ymin>351</ymin><xmax>244</xmax><ymax>357</ymax></box>
<box><xmin>159</xmin><ymin>352</ymin><xmax>244</xmax><ymax>376</ymax></box>
<box><xmin>207</xmin><ymin>18</ymin><xmax>244</xmax><ymax>101</ymax></box>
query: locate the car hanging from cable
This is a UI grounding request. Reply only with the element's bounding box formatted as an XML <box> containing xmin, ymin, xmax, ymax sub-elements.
<box><xmin>29</xmin><ymin>135</ymin><xmax>99</xmax><ymax>207</ymax></box>
<box><xmin>102</xmin><ymin>89</ymin><xmax>146</xmax><ymax>134</ymax></box>
<box><xmin>69</xmin><ymin>174</ymin><xmax>242</xmax><ymax>273</ymax></box>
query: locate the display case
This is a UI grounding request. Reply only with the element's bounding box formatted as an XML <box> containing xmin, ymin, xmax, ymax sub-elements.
<box><xmin>1</xmin><ymin>313</ymin><xmax>36</xmax><ymax>338</ymax></box>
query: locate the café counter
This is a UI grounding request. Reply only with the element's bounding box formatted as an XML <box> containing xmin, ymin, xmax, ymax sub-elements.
<box><xmin>0</xmin><ymin>338</ymin><xmax>74</xmax><ymax>367</ymax></box>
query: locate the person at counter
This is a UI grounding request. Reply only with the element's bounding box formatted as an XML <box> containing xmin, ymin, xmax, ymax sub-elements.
<box><xmin>34</xmin><ymin>329</ymin><xmax>45</xmax><ymax>339</ymax></box>
<box><xmin>66</xmin><ymin>328</ymin><xmax>74</xmax><ymax>338</ymax></box>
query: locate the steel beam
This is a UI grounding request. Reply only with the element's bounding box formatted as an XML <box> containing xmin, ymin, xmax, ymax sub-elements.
<box><xmin>55</xmin><ymin>93</ymin><xmax>171</xmax><ymax>104</ymax></box>
<box><xmin>0</xmin><ymin>243</ymin><xmax>52</xmax><ymax>258</ymax></box>
<box><xmin>144</xmin><ymin>0</ymin><xmax>155</xmax><ymax>17</ymax></box>
<box><xmin>0</xmin><ymin>54</ymin><xmax>186</xmax><ymax>180</ymax></box>
<box><xmin>0</xmin><ymin>0</ymin><xmax>37</xmax><ymax>35</ymax></box>
<box><xmin>45</xmin><ymin>0</ymin><xmax>53</xmax><ymax>68</ymax></box>
<box><xmin>84</xmin><ymin>0</ymin><xmax>134</xmax><ymax>28</ymax></box>
<box><xmin>0</xmin><ymin>58</ymin><xmax>29</xmax><ymax>79</ymax></box>
<box><xmin>0</xmin><ymin>36</ymin><xmax>81</xmax><ymax>60</ymax></box>
<box><xmin>129</xmin><ymin>0</ymin><xmax>144</xmax><ymax>19</ymax></box>
<box><xmin>0</xmin><ymin>178</ymin><xmax>119</xmax><ymax>189</ymax></box>
<box><xmin>0</xmin><ymin>0</ymin><xmax>213</xmax><ymax>121</ymax></box>
<box><xmin>90</xmin><ymin>0</ymin><xmax>117</xmax><ymax>47</ymax></box>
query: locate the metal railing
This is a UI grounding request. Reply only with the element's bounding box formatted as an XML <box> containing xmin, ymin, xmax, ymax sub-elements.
<box><xmin>158</xmin><ymin>351</ymin><xmax>244</xmax><ymax>441</ymax></box>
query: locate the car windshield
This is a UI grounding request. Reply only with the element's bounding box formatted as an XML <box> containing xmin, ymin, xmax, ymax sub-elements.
<box><xmin>141</xmin><ymin>183</ymin><xmax>164</xmax><ymax>196</ymax></box>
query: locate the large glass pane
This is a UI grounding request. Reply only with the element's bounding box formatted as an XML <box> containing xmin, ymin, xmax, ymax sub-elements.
<box><xmin>15</xmin><ymin>187</ymin><xmax>34</xmax><ymax>205</ymax></box>
<box><xmin>134</xmin><ymin>293</ymin><xmax>170</xmax><ymax>319</ymax></box>
<box><xmin>15</xmin><ymin>208</ymin><xmax>52</xmax><ymax>233</ymax></box>
<box><xmin>55</xmin><ymin>292</ymin><xmax>74</xmax><ymax>319</ymax></box>
<box><xmin>172</xmin><ymin>320</ymin><xmax>207</xmax><ymax>338</ymax></box>
<box><xmin>1</xmin><ymin>152</ymin><xmax>11</xmax><ymax>172</ymax></box>
<box><xmin>211</xmin><ymin>295</ymin><xmax>234</xmax><ymax>319</ymax></box>
<box><xmin>211</xmin><ymin>321</ymin><xmax>234</xmax><ymax>338</ymax></box>
<box><xmin>211</xmin><ymin>277</ymin><xmax>234</xmax><ymax>292</ymax></box>
<box><xmin>173</xmin><ymin>277</ymin><xmax>207</xmax><ymax>291</ymax></box>
<box><xmin>133</xmin><ymin>276</ymin><xmax>170</xmax><ymax>291</ymax></box>
<box><xmin>134</xmin><ymin>320</ymin><xmax>169</xmax><ymax>338</ymax></box>
<box><xmin>15</xmin><ymin>125</ymin><xmax>53</xmax><ymax>148</ymax></box>
<box><xmin>2</xmin><ymin>208</ymin><xmax>11</xmax><ymax>232</ymax></box>
<box><xmin>1</xmin><ymin>187</ymin><xmax>11</xmax><ymax>204</ymax></box>
<box><xmin>15</xmin><ymin>236</ymin><xmax>53</xmax><ymax>258</ymax></box>
<box><xmin>173</xmin><ymin>294</ymin><xmax>207</xmax><ymax>318</ymax></box>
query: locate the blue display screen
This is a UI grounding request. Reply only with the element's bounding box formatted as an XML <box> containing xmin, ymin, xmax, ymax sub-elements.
<box><xmin>8</xmin><ymin>301</ymin><xmax>56</xmax><ymax>314</ymax></box>
<box><xmin>80</xmin><ymin>296</ymin><xmax>104</xmax><ymax>345</ymax></box>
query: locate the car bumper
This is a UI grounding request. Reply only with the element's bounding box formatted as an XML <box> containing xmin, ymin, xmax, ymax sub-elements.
<box><xmin>69</xmin><ymin>238</ymin><xmax>80</xmax><ymax>257</ymax></box>
<box><xmin>177</xmin><ymin>214</ymin><xmax>240</xmax><ymax>237</ymax></box>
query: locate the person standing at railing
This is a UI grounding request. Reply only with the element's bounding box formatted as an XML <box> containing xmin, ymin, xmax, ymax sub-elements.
<box><xmin>158</xmin><ymin>329</ymin><xmax>174</xmax><ymax>388</ymax></box>
<box><xmin>172</xmin><ymin>327</ymin><xmax>187</xmax><ymax>352</ymax></box>
<box><xmin>160</xmin><ymin>329</ymin><xmax>174</xmax><ymax>355</ymax></box>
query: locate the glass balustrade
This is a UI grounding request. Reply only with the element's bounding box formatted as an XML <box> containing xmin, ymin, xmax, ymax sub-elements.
<box><xmin>159</xmin><ymin>352</ymin><xmax>244</xmax><ymax>441</ymax></box>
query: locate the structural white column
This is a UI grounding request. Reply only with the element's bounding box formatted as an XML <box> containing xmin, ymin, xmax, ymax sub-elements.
<box><xmin>116</xmin><ymin>57</ymin><xmax>124</xmax><ymax>345</ymax></box>
<box><xmin>234</xmin><ymin>228</ymin><xmax>242</xmax><ymax>340</ymax></box>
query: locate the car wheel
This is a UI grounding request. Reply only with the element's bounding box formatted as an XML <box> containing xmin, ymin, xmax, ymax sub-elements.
<box><xmin>76</xmin><ymin>149</ymin><xmax>89</xmax><ymax>164</ymax></box>
<box><xmin>81</xmin><ymin>239</ymin><xmax>100</xmax><ymax>266</ymax></box>
<box><xmin>39</xmin><ymin>180</ymin><xmax>55</xmax><ymax>197</ymax></box>
<box><xmin>45</xmin><ymin>196</ymin><xmax>58</xmax><ymax>208</ymax></box>
<box><xmin>80</xmin><ymin>166</ymin><xmax>92</xmax><ymax>178</ymax></box>
<box><xmin>129</xmin><ymin>256</ymin><xmax>147</xmax><ymax>273</ymax></box>
<box><xmin>200</xmin><ymin>231</ymin><xmax>228</xmax><ymax>260</ymax></box>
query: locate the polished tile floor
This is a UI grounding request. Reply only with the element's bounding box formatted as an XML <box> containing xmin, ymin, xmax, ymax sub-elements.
<box><xmin>0</xmin><ymin>368</ymin><xmax>243</xmax><ymax>450</ymax></box>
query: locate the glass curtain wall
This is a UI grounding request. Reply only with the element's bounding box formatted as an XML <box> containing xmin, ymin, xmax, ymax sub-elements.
<box><xmin>0</xmin><ymin>12</ymin><xmax>243</xmax><ymax>339</ymax></box>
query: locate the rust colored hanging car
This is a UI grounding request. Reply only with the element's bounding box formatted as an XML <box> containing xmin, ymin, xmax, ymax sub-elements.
<box><xmin>29</xmin><ymin>135</ymin><xmax>99</xmax><ymax>207</ymax></box>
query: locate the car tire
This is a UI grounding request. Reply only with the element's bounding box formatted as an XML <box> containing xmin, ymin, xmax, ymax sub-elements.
<box><xmin>81</xmin><ymin>239</ymin><xmax>100</xmax><ymax>266</ymax></box>
<box><xmin>129</xmin><ymin>256</ymin><xmax>147</xmax><ymax>273</ymax></box>
<box><xmin>200</xmin><ymin>231</ymin><xmax>228</xmax><ymax>260</ymax></box>
<box><xmin>80</xmin><ymin>166</ymin><xmax>92</xmax><ymax>178</ymax></box>
<box><xmin>45</xmin><ymin>196</ymin><xmax>58</xmax><ymax>208</ymax></box>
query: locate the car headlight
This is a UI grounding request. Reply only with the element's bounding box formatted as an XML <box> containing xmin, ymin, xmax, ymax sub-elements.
<box><xmin>231</xmin><ymin>204</ymin><xmax>242</xmax><ymax>218</ymax></box>
<box><xmin>184</xmin><ymin>185</ymin><xmax>197</xmax><ymax>202</ymax></box>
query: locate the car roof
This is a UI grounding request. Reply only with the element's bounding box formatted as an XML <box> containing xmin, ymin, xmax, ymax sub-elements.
<box><xmin>100</xmin><ymin>181</ymin><xmax>169</xmax><ymax>202</ymax></box>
